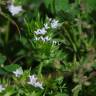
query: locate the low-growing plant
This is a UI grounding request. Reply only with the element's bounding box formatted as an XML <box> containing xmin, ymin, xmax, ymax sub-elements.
<box><xmin>0</xmin><ymin>0</ymin><xmax>96</xmax><ymax>96</ymax></box>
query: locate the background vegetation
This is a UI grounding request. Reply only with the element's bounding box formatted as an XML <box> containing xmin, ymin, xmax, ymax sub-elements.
<box><xmin>0</xmin><ymin>0</ymin><xmax>96</xmax><ymax>96</ymax></box>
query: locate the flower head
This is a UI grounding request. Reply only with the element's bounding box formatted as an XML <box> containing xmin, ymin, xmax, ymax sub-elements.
<box><xmin>34</xmin><ymin>82</ymin><xmax>43</xmax><ymax>89</ymax></box>
<box><xmin>51</xmin><ymin>19</ymin><xmax>59</xmax><ymax>29</ymax></box>
<box><xmin>35</xmin><ymin>28</ymin><xmax>47</xmax><ymax>35</ymax></box>
<box><xmin>13</xmin><ymin>67</ymin><xmax>23</xmax><ymax>77</ymax></box>
<box><xmin>28</xmin><ymin>75</ymin><xmax>37</xmax><ymax>85</ymax></box>
<box><xmin>28</xmin><ymin>75</ymin><xmax>43</xmax><ymax>89</ymax></box>
<box><xmin>8</xmin><ymin>4</ymin><xmax>23</xmax><ymax>16</ymax></box>
<box><xmin>0</xmin><ymin>84</ymin><xmax>5</xmax><ymax>93</ymax></box>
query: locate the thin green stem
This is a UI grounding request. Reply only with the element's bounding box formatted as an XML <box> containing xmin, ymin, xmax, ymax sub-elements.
<box><xmin>63</xmin><ymin>26</ymin><xmax>77</xmax><ymax>52</ymax></box>
<box><xmin>0</xmin><ymin>11</ymin><xmax>21</xmax><ymax>39</ymax></box>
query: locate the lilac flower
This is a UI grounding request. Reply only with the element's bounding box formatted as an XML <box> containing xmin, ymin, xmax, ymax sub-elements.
<box><xmin>0</xmin><ymin>84</ymin><xmax>5</xmax><ymax>93</ymax></box>
<box><xmin>28</xmin><ymin>75</ymin><xmax>43</xmax><ymax>89</ymax></box>
<box><xmin>51</xmin><ymin>19</ymin><xmax>59</xmax><ymax>28</ymax></box>
<box><xmin>35</xmin><ymin>28</ymin><xmax>47</xmax><ymax>35</ymax></box>
<box><xmin>8</xmin><ymin>4</ymin><xmax>23</xmax><ymax>16</ymax></box>
<box><xmin>28</xmin><ymin>75</ymin><xmax>37</xmax><ymax>85</ymax></box>
<box><xmin>34</xmin><ymin>82</ymin><xmax>43</xmax><ymax>89</ymax></box>
<box><xmin>13</xmin><ymin>67</ymin><xmax>23</xmax><ymax>77</ymax></box>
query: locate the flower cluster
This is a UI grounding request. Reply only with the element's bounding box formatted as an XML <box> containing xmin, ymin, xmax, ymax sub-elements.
<box><xmin>34</xmin><ymin>24</ymin><xmax>50</xmax><ymax>42</ymax></box>
<box><xmin>12</xmin><ymin>67</ymin><xmax>43</xmax><ymax>89</ymax></box>
<box><xmin>28</xmin><ymin>75</ymin><xmax>43</xmax><ymax>89</ymax></box>
<box><xmin>0</xmin><ymin>67</ymin><xmax>43</xmax><ymax>93</ymax></box>
<box><xmin>34</xmin><ymin>18</ymin><xmax>60</xmax><ymax>44</ymax></box>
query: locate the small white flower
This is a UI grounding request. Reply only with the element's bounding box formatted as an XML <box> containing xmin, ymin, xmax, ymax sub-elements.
<box><xmin>28</xmin><ymin>75</ymin><xmax>37</xmax><ymax>85</ymax></box>
<box><xmin>8</xmin><ymin>4</ymin><xmax>23</xmax><ymax>16</ymax></box>
<box><xmin>35</xmin><ymin>28</ymin><xmax>47</xmax><ymax>35</ymax></box>
<box><xmin>0</xmin><ymin>84</ymin><xmax>5</xmax><ymax>93</ymax></box>
<box><xmin>51</xmin><ymin>19</ymin><xmax>59</xmax><ymax>29</ymax></box>
<box><xmin>28</xmin><ymin>75</ymin><xmax>43</xmax><ymax>89</ymax></box>
<box><xmin>44</xmin><ymin>23</ymin><xmax>49</xmax><ymax>29</ymax></box>
<box><xmin>13</xmin><ymin>67</ymin><xmax>23</xmax><ymax>77</ymax></box>
<box><xmin>34</xmin><ymin>82</ymin><xmax>43</xmax><ymax>89</ymax></box>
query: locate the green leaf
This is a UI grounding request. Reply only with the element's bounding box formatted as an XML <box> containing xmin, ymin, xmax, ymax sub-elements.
<box><xmin>0</xmin><ymin>53</ymin><xmax>6</xmax><ymax>64</ymax></box>
<box><xmin>26</xmin><ymin>91</ymin><xmax>41</xmax><ymax>96</ymax></box>
<box><xmin>55</xmin><ymin>0</ymin><xmax>69</xmax><ymax>12</ymax></box>
<box><xmin>44</xmin><ymin>0</ymin><xmax>69</xmax><ymax>12</ymax></box>
<box><xmin>0</xmin><ymin>67</ymin><xmax>7</xmax><ymax>75</ymax></box>
<box><xmin>72</xmin><ymin>84</ymin><xmax>82</xmax><ymax>96</ymax></box>
<box><xmin>3</xmin><ymin>64</ymin><xmax>20</xmax><ymax>72</ymax></box>
<box><xmin>4</xmin><ymin>87</ymin><xmax>16</xmax><ymax>96</ymax></box>
<box><xmin>92</xmin><ymin>62</ymin><xmax>96</xmax><ymax>69</ymax></box>
<box><xmin>14</xmin><ymin>0</ymin><xmax>41</xmax><ymax>6</ymax></box>
<box><xmin>86</xmin><ymin>0</ymin><xmax>96</xmax><ymax>11</ymax></box>
<box><xmin>55</xmin><ymin>93</ymin><xmax>68</xmax><ymax>96</ymax></box>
